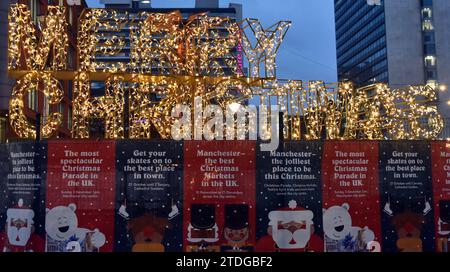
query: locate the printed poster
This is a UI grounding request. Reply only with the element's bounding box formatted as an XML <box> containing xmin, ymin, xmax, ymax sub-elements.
<box><xmin>379</xmin><ymin>141</ymin><xmax>435</xmax><ymax>252</ymax></box>
<box><xmin>183</xmin><ymin>141</ymin><xmax>256</xmax><ymax>252</ymax></box>
<box><xmin>255</xmin><ymin>141</ymin><xmax>324</xmax><ymax>252</ymax></box>
<box><xmin>114</xmin><ymin>140</ymin><xmax>183</xmax><ymax>252</ymax></box>
<box><xmin>0</xmin><ymin>142</ymin><xmax>47</xmax><ymax>252</ymax></box>
<box><xmin>322</xmin><ymin>141</ymin><xmax>381</xmax><ymax>252</ymax></box>
<box><xmin>431</xmin><ymin>141</ymin><xmax>450</xmax><ymax>252</ymax></box>
<box><xmin>45</xmin><ymin>140</ymin><xmax>116</xmax><ymax>252</ymax></box>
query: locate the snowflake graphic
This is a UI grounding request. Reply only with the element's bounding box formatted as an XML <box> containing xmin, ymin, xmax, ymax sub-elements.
<box><xmin>288</xmin><ymin>200</ymin><xmax>297</xmax><ymax>209</ymax></box>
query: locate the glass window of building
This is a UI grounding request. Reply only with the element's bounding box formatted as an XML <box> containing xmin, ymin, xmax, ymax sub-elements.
<box><xmin>427</xmin><ymin>80</ymin><xmax>438</xmax><ymax>89</ymax></box>
<box><xmin>421</xmin><ymin>0</ymin><xmax>433</xmax><ymax>7</ymax></box>
<box><xmin>30</xmin><ymin>0</ymin><xmax>39</xmax><ymax>25</ymax></box>
<box><xmin>68</xmin><ymin>47</ymin><xmax>74</xmax><ymax>69</ymax></box>
<box><xmin>43</xmin><ymin>96</ymin><xmax>49</xmax><ymax>121</ymax></box>
<box><xmin>28</xmin><ymin>89</ymin><xmax>38</xmax><ymax>112</ymax></box>
<box><xmin>422</xmin><ymin>8</ymin><xmax>432</xmax><ymax>19</ymax></box>
<box><xmin>69</xmin><ymin>6</ymin><xmax>73</xmax><ymax>25</ymax></box>
<box><xmin>427</xmin><ymin>70</ymin><xmax>437</xmax><ymax>79</ymax></box>
<box><xmin>0</xmin><ymin>117</ymin><xmax>6</xmax><ymax>143</ymax></box>
<box><xmin>68</xmin><ymin>107</ymin><xmax>73</xmax><ymax>129</ymax></box>
<box><xmin>423</xmin><ymin>20</ymin><xmax>434</xmax><ymax>30</ymax></box>
<box><xmin>58</xmin><ymin>102</ymin><xmax>65</xmax><ymax>115</ymax></box>
<box><xmin>424</xmin><ymin>32</ymin><xmax>435</xmax><ymax>43</ymax></box>
<box><xmin>425</xmin><ymin>56</ymin><xmax>436</xmax><ymax>67</ymax></box>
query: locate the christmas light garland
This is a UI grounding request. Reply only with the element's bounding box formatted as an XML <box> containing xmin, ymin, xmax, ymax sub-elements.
<box><xmin>6</xmin><ymin>5</ymin><xmax>444</xmax><ymax>140</ymax></box>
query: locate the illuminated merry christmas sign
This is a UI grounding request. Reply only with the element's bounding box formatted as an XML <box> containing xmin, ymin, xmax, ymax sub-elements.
<box><xmin>7</xmin><ymin>5</ymin><xmax>444</xmax><ymax>141</ymax></box>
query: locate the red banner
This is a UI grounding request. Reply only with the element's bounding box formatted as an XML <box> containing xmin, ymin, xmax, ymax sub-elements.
<box><xmin>183</xmin><ymin>141</ymin><xmax>256</xmax><ymax>252</ymax></box>
<box><xmin>431</xmin><ymin>141</ymin><xmax>450</xmax><ymax>252</ymax></box>
<box><xmin>45</xmin><ymin>141</ymin><xmax>116</xmax><ymax>252</ymax></box>
<box><xmin>322</xmin><ymin>141</ymin><xmax>381</xmax><ymax>252</ymax></box>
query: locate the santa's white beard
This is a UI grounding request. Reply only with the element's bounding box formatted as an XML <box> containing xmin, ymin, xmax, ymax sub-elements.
<box><xmin>272</xmin><ymin>228</ymin><xmax>311</xmax><ymax>249</ymax></box>
<box><xmin>7</xmin><ymin>226</ymin><xmax>32</xmax><ymax>246</ymax></box>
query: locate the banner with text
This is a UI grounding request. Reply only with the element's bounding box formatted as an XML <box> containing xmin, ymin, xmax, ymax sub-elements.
<box><xmin>379</xmin><ymin>141</ymin><xmax>434</xmax><ymax>252</ymax></box>
<box><xmin>255</xmin><ymin>141</ymin><xmax>324</xmax><ymax>252</ymax></box>
<box><xmin>0</xmin><ymin>142</ymin><xmax>46</xmax><ymax>252</ymax></box>
<box><xmin>0</xmin><ymin>140</ymin><xmax>449</xmax><ymax>252</ymax></box>
<box><xmin>45</xmin><ymin>141</ymin><xmax>116</xmax><ymax>252</ymax></box>
<box><xmin>183</xmin><ymin>141</ymin><xmax>256</xmax><ymax>252</ymax></box>
<box><xmin>431</xmin><ymin>141</ymin><xmax>450</xmax><ymax>252</ymax></box>
<box><xmin>114</xmin><ymin>141</ymin><xmax>183</xmax><ymax>252</ymax></box>
<box><xmin>322</xmin><ymin>141</ymin><xmax>381</xmax><ymax>252</ymax></box>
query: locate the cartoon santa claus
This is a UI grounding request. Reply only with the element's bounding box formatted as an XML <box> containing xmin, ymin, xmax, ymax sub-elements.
<box><xmin>0</xmin><ymin>199</ymin><xmax>44</xmax><ymax>252</ymax></box>
<box><xmin>255</xmin><ymin>200</ymin><xmax>323</xmax><ymax>252</ymax></box>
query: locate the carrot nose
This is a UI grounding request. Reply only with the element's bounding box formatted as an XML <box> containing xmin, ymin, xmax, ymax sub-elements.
<box><xmin>143</xmin><ymin>227</ymin><xmax>154</xmax><ymax>237</ymax></box>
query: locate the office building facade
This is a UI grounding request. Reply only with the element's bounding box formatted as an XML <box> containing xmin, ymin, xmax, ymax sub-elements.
<box><xmin>335</xmin><ymin>0</ymin><xmax>450</xmax><ymax>124</ymax></box>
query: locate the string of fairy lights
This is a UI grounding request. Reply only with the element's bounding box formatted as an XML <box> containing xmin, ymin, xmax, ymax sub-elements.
<box><xmin>8</xmin><ymin>5</ymin><xmax>67</xmax><ymax>138</ymax></box>
<box><xmin>6</xmin><ymin>4</ymin><xmax>445</xmax><ymax>141</ymax></box>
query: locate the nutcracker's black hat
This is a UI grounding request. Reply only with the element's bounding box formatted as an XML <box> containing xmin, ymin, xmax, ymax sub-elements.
<box><xmin>191</xmin><ymin>204</ymin><xmax>216</xmax><ymax>230</ymax></box>
<box><xmin>225</xmin><ymin>204</ymin><xmax>249</xmax><ymax>230</ymax></box>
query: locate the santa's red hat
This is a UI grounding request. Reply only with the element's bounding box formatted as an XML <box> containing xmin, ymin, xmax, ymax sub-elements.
<box><xmin>7</xmin><ymin>199</ymin><xmax>34</xmax><ymax>223</ymax></box>
<box><xmin>268</xmin><ymin>200</ymin><xmax>313</xmax><ymax>223</ymax></box>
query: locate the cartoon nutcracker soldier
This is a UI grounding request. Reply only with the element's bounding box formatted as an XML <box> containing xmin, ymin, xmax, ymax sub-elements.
<box><xmin>221</xmin><ymin>204</ymin><xmax>253</xmax><ymax>252</ymax></box>
<box><xmin>186</xmin><ymin>204</ymin><xmax>220</xmax><ymax>252</ymax></box>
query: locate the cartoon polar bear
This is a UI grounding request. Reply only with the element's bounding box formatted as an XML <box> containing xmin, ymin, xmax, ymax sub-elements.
<box><xmin>323</xmin><ymin>203</ymin><xmax>375</xmax><ymax>252</ymax></box>
<box><xmin>45</xmin><ymin>204</ymin><xmax>106</xmax><ymax>252</ymax></box>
